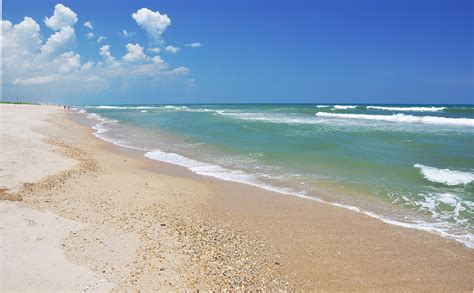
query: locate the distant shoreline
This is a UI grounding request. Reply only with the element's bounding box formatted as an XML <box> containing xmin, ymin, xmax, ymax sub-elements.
<box><xmin>0</xmin><ymin>101</ymin><xmax>39</xmax><ymax>105</ymax></box>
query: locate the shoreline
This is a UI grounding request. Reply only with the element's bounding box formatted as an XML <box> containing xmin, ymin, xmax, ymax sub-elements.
<box><xmin>2</xmin><ymin>104</ymin><xmax>473</xmax><ymax>290</ymax></box>
<box><xmin>76</xmin><ymin>108</ymin><xmax>473</xmax><ymax>249</ymax></box>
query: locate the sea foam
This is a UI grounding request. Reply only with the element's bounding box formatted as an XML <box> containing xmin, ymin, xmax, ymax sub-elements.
<box><xmin>414</xmin><ymin>164</ymin><xmax>474</xmax><ymax>186</ymax></box>
<box><xmin>315</xmin><ymin>112</ymin><xmax>474</xmax><ymax>127</ymax></box>
<box><xmin>333</xmin><ymin>105</ymin><xmax>357</xmax><ymax>110</ymax></box>
<box><xmin>95</xmin><ymin>105</ymin><xmax>156</xmax><ymax>110</ymax></box>
<box><xmin>367</xmin><ymin>106</ymin><xmax>446</xmax><ymax>112</ymax></box>
<box><xmin>216</xmin><ymin>111</ymin><xmax>320</xmax><ymax>124</ymax></box>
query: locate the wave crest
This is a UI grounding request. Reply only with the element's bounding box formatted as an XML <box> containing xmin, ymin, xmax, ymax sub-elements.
<box><xmin>333</xmin><ymin>105</ymin><xmax>357</xmax><ymax>110</ymax></box>
<box><xmin>367</xmin><ymin>106</ymin><xmax>445</xmax><ymax>112</ymax></box>
<box><xmin>315</xmin><ymin>112</ymin><xmax>474</xmax><ymax>127</ymax></box>
<box><xmin>414</xmin><ymin>164</ymin><xmax>474</xmax><ymax>186</ymax></box>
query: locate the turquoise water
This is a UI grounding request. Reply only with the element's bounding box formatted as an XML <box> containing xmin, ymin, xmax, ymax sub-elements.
<box><xmin>78</xmin><ymin>104</ymin><xmax>474</xmax><ymax>247</ymax></box>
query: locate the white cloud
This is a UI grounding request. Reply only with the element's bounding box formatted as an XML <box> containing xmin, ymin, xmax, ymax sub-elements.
<box><xmin>165</xmin><ymin>45</ymin><xmax>179</xmax><ymax>54</ymax></box>
<box><xmin>132</xmin><ymin>8</ymin><xmax>170</xmax><ymax>44</ymax></box>
<box><xmin>152</xmin><ymin>55</ymin><xmax>164</xmax><ymax>65</ymax></box>
<box><xmin>97</xmin><ymin>36</ymin><xmax>106</xmax><ymax>43</ymax></box>
<box><xmin>122</xmin><ymin>30</ymin><xmax>135</xmax><ymax>38</ymax></box>
<box><xmin>84</xmin><ymin>21</ymin><xmax>93</xmax><ymax>30</ymax></box>
<box><xmin>148</xmin><ymin>47</ymin><xmax>161</xmax><ymax>54</ymax></box>
<box><xmin>81</xmin><ymin>61</ymin><xmax>94</xmax><ymax>71</ymax></box>
<box><xmin>12</xmin><ymin>75</ymin><xmax>58</xmax><ymax>86</ymax></box>
<box><xmin>44</xmin><ymin>4</ymin><xmax>77</xmax><ymax>30</ymax></box>
<box><xmin>54</xmin><ymin>51</ymin><xmax>81</xmax><ymax>73</ymax></box>
<box><xmin>40</xmin><ymin>26</ymin><xmax>76</xmax><ymax>56</ymax></box>
<box><xmin>123</xmin><ymin>43</ymin><xmax>147</xmax><ymax>62</ymax></box>
<box><xmin>185</xmin><ymin>42</ymin><xmax>202</xmax><ymax>48</ymax></box>
<box><xmin>85</xmin><ymin>32</ymin><xmax>95</xmax><ymax>40</ymax></box>
<box><xmin>2</xmin><ymin>17</ymin><xmax>42</xmax><ymax>86</ymax></box>
<box><xmin>2</xmin><ymin>6</ymin><xmax>193</xmax><ymax>100</ymax></box>
<box><xmin>2</xmin><ymin>17</ymin><xmax>41</xmax><ymax>55</ymax></box>
<box><xmin>171</xmin><ymin>66</ymin><xmax>189</xmax><ymax>75</ymax></box>
<box><xmin>99</xmin><ymin>44</ymin><xmax>116</xmax><ymax>63</ymax></box>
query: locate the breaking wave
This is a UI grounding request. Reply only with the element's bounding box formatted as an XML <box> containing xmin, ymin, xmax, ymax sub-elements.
<box><xmin>367</xmin><ymin>106</ymin><xmax>445</xmax><ymax>112</ymax></box>
<box><xmin>315</xmin><ymin>112</ymin><xmax>474</xmax><ymax>127</ymax></box>
<box><xmin>414</xmin><ymin>164</ymin><xmax>474</xmax><ymax>186</ymax></box>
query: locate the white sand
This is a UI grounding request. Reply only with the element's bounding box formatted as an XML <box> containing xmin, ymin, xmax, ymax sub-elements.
<box><xmin>0</xmin><ymin>104</ymin><xmax>77</xmax><ymax>193</ymax></box>
<box><xmin>0</xmin><ymin>104</ymin><xmax>114</xmax><ymax>291</ymax></box>
<box><xmin>0</xmin><ymin>201</ymin><xmax>114</xmax><ymax>291</ymax></box>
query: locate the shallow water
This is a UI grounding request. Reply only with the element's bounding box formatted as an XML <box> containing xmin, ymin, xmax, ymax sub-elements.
<box><xmin>78</xmin><ymin>104</ymin><xmax>474</xmax><ymax>248</ymax></box>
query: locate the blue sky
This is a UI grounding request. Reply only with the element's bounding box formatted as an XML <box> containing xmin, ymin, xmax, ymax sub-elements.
<box><xmin>2</xmin><ymin>0</ymin><xmax>473</xmax><ymax>104</ymax></box>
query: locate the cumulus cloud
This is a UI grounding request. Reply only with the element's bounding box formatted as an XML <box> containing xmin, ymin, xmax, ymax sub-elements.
<box><xmin>40</xmin><ymin>26</ymin><xmax>76</xmax><ymax>56</ymax></box>
<box><xmin>98</xmin><ymin>45</ymin><xmax>118</xmax><ymax>66</ymax></box>
<box><xmin>12</xmin><ymin>75</ymin><xmax>58</xmax><ymax>86</ymax></box>
<box><xmin>123</xmin><ymin>43</ymin><xmax>148</xmax><ymax>62</ymax></box>
<box><xmin>85</xmin><ymin>32</ymin><xmax>95</xmax><ymax>40</ymax></box>
<box><xmin>165</xmin><ymin>45</ymin><xmax>180</xmax><ymax>54</ymax></box>
<box><xmin>84</xmin><ymin>21</ymin><xmax>93</xmax><ymax>30</ymax></box>
<box><xmin>148</xmin><ymin>47</ymin><xmax>161</xmax><ymax>54</ymax></box>
<box><xmin>185</xmin><ymin>42</ymin><xmax>202</xmax><ymax>48</ymax></box>
<box><xmin>81</xmin><ymin>61</ymin><xmax>94</xmax><ymax>71</ymax></box>
<box><xmin>54</xmin><ymin>52</ymin><xmax>81</xmax><ymax>73</ymax></box>
<box><xmin>122</xmin><ymin>30</ymin><xmax>135</xmax><ymax>38</ymax></box>
<box><xmin>2</xmin><ymin>5</ymin><xmax>193</xmax><ymax>101</ymax></box>
<box><xmin>169</xmin><ymin>66</ymin><xmax>190</xmax><ymax>76</ymax></box>
<box><xmin>152</xmin><ymin>55</ymin><xmax>164</xmax><ymax>65</ymax></box>
<box><xmin>132</xmin><ymin>8</ymin><xmax>170</xmax><ymax>44</ymax></box>
<box><xmin>44</xmin><ymin>3</ymin><xmax>77</xmax><ymax>30</ymax></box>
<box><xmin>2</xmin><ymin>17</ymin><xmax>41</xmax><ymax>55</ymax></box>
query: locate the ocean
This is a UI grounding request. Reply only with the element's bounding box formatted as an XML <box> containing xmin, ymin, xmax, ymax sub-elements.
<box><xmin>77</xmin><ymin>104</ymin><xmax>474</xmax><ymax>248</ymax></box>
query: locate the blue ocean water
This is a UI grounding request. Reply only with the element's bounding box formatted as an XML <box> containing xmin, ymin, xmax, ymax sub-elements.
<box><xmin>78</xmin><ymin>104</ymin><xmax>474</xmax><ymax>248</ymax></box>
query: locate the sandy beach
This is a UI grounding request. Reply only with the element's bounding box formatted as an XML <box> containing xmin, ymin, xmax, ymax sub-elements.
<box><xmin>1</xmin><ymin>104</ymin><xmax>473</xmax><ymax>291</ymax></box>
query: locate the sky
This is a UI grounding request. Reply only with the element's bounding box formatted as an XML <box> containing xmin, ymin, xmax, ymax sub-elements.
<box><xmin>2</xmin><ymin>0</ymin><xmax>473</xmax><ymax>104</ymax></box>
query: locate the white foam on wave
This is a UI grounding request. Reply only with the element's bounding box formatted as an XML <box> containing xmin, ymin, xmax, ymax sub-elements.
<box><xmin>92</xmin><ymin>105</ymin><xmax>215</xmax><ymax>112</ymax></box>
<box><xmin>216</xmin><ymin>111</ymin><xmax>321</xmax><ymax>125</ymax></box>
<box><xmin>218</xmin><ymin>110</ymin><xmax>474</xmax><ymax>129</ymax></box>
<box><xmin>162</xmin><ymin>105</ymin><xmax>188</xmax><ymax>110</ymax></box>
<box><xmin>81</xmin><ymin>112</ymin><xmax>125</xmax><ymax>147</ymax></box>
<box><xmin>367</xmin><ymin>106</ymin><xmax>445</xmax><ymax>112</ymax></box>
<box><xmin>315</xmin><ymin>112</ymin><xmax>474</xmax><ymax>127</ymax></box>
<box><xmin>145</xmin><ymin>150</ymin><xmax>261</xmax><ymax>185</ymax></box>
<box><xmin>389</xmin><ymin>191</ymin><xmax>473</xmax><ymax>230</ymax></box>
<box><xmin>414</xmin><ymin>164</ymin><xmax>474</xmax><ymax>186</ymax></box>
<box><xmin>162</xmin><ymin>105</ymin><xmax>214</xmax><ymax>112</ymax></box>
<box><xmin>136</xmin><ymin>106</ymin><xmax>155</xmax><ymax>109</ymax></box>
<box><xmin>333</xmin><ymin>105</ymin><xmax>357</xmax><ymax>110</ymax></box>
<box><xmin>96</xmin><ymin>105</ymin><xmax>129</xmax><ymax>109</ymax></box>
<box><xmin>95</xmin><ymin>105</ymin><xmax>157</xmax><ymax>110</ymax></box>
<box><xmin>316</xmin><ymin>105</ymin><xmax>330</xmax><ymax>108</ymax></box>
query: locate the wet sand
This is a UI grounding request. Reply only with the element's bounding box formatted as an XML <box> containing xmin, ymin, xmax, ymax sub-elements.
<box><xmin>1</xmin><ymin>104</ymin><xmax>473</xmax><ymax>290</ymax></box>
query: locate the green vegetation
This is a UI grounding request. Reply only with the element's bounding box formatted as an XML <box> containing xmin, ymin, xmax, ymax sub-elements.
<box><xmin>1</xmin><ymin>101</ymin><xmax>39</xmax><ymax>105</ymax></box>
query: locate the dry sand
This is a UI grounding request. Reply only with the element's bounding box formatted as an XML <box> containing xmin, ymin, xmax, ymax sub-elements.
<box><xmin>0</xmin><ymin>104</ymin><xmax>77</xmax><ymax>194</ymax></box>
<box><xmin>1</xmin><ymin>104</ymin><xmax>473</xmax><ymax>290</ymax></box>
<box><xmin>1</xmin><ymin>201</ymin><xmax>114</xmax><ymax>291</ymax></box>
<box><xmin>1</xmin><ymin>105</ymin><xmax>113</xmax><ymax>291</ymax></box>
